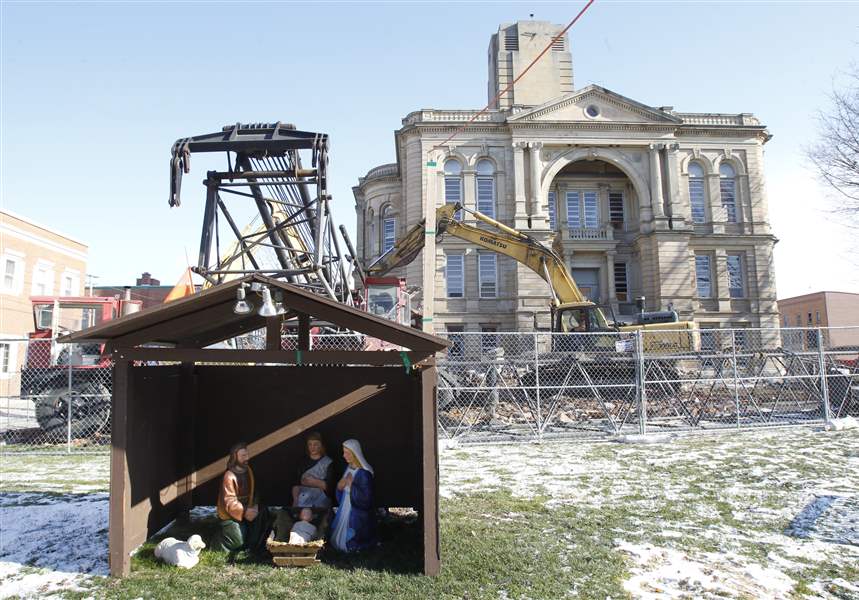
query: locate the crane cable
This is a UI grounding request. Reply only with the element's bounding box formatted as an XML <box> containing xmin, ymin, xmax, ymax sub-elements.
<box><xmin>437</xmin><ymin>0</ymin><xmax>596</xmax><ymax>148</ymax></box>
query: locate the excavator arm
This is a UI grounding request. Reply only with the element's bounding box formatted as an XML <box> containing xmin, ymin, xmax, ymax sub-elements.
<box><xmin>367</xmin><ymin>203</ymin><xmax>588</xmax><ymax>308</ymax></box>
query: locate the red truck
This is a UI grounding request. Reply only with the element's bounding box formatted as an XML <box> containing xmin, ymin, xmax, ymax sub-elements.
<box><xmin>22</xmin><ymin>294</ymin><xmax>141</xmax><ymax>440</ymax></box>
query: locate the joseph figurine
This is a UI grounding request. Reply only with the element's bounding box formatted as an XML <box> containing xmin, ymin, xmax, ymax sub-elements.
<box><xmin>210</xmin><ymin>442</ymin><xmax>269</xmax><ymax>553</ymax></box>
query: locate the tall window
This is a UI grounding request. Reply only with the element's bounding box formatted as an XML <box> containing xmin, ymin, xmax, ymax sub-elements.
<box><xmin>548</xmin><ymin>191</ymin><xmax>557</xmax><ymax>230</ymax></box>
<box><xmin>447</xmin><ymin>325</ymin><xmax>464</xmax><ymax>358</ymax></box>
<box><xmin>719</xmin><ymin>163</ymin><xmax>737</xmax><ymax>223</ymax></box>
<box><xmin>700</xmin><ymin>328</ymin><xmax>717</xmax><ymax>352</ymax></box>
<box><xmin>727</xmin><ymin>253</ymin><xmax>745</xmax><ymax>298</ymax></box>
<box><xmin>688</xmin><ymin>162</ymin><xmax>706</xmax><ymax>224</ymax></box>
<box><xmin>446</xmin><ymin>254</ymin><xmax>464</xmax><ymax>298</ymax></box>
<box><xmin>695</xmin><ymin>255</ymin><xmax>712</xmax><ymax>298</ymax></box>
<box><xmin>475</xmin><ymin>159</ymin><xmax>495</xmax><ymax>218</ymax></box>
<box><xmin>61</xmin><ymin>271</ymin><xmax>79</xmax><ymax>296</ymax></box>
<box><xmin>444</xmin><ymin>159</ymin><xmax>463</xmax><ymax>220</ymax></box>
<box><xmin>32</xmin><ymin>261</ymin><xmax>54</xmax><ymax>296</ymax></box>
<box><xmin>478</xmin><ymin>253</ymin><xmax>497</xmax><ymax>298</ymax></box>
<box><xmin>613</xmin><ymin>262</ymin><xmax>628</xmax><ymax>302</ymax></box>
<box><xmin>566</xmin><ymin>190</ymin><xmax>599</xmax><ymax>228</ymax></box>
<box><xmin>4</xmin><ymin>260</ymin><xmax>15</xmax><ymax>289</ymax></box>
<box><xmin>566</xmin><ymin>191</ymin><xmax>580</xmax><ymax>228</ymax></box>
<box><xmin>1</xmin><ymin>254</ymin><xmax>23</xmax><ymax>294</ymax></box>
<box><xmin>382</xmin><ymin>206</ymin><xmax>396</xmax><ymax>253</ymax></box>
<box><xmin>609</xmin><ymin>191</ymin><xmax>625</xmax><ymax>227</ymax></box>
<box><xmin>480</xmin><ymin>325</ymin><xmax>498</xmax><ymax>353</ymax></box>
<box><xmin>0</xmin><ymin>343</ymin><xmax>11</xmax><ymax>374</ymax></box>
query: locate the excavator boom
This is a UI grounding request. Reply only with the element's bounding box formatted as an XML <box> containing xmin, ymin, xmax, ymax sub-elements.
<box><xmin>368</xmin><ymin>203</ymin><xmax>587</xmax><ymax>307</ymax></box>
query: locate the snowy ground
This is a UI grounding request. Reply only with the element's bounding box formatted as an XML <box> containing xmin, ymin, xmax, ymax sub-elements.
<box><xmin>441</xmin><ymin>427</ymin><xmax>859</xmax><ymax>599</ymax></box>
<box><xmin>1</xmin><ymin>427</ymin><xmax>858</xmax><ymax>599</ymax></box>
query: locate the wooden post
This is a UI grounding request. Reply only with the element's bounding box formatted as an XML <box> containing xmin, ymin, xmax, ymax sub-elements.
<box><xmin>109</xmin><ymin>359</ymin><xmax>131</xmax><ymax>577</ymax></box>
<box><xmin>178</xmin><ymin>362</ymin><xmax>197</xmax><ymax>514</ymax></box>
<box><xmin>266</xmin><ymin>317</ymin><xmax>281</xmax><ymax>351</ymax></box>
<box><xmin>420</xmin><ymin>365</ymin><xmax>441</xmax><ymax>575</ymax></box>
<box><xmin>298</xmin><ymin>312</ymin><xmax>310</xmax><ymax>351</ymax></box>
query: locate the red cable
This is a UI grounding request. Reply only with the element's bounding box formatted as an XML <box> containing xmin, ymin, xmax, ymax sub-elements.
<box><xmin>438</xmin><ymin>0</ymin><xmax>596</xmax><ymax>148</ymax></box>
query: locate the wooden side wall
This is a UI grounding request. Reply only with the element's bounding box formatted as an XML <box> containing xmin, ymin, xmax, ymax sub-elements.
<box><xmin>111</xmin><ymin>363</ymin><xmax>440</xmax><ymax>577</ymax></box>
<box><xmin>191</xmin><ymin>365</ymin><xmax>422</xmax><ymax>509</ymax></box>
<box><xmin>110</xmin><ymin>364</ymin><xmax>188</xmax><ymax>576</ymax></box>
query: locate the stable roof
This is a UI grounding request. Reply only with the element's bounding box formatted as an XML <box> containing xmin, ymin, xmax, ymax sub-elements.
<box><xmin>60</xmin><ymin>274</ymin><xmax>448</xmax><ymax>352</ymax></box>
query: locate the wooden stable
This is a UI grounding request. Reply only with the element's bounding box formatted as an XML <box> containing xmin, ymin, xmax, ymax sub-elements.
<box><xmin>61</xmin><ymin>275</ymin><xmax>448</xmax><ymax>577</ymax></box>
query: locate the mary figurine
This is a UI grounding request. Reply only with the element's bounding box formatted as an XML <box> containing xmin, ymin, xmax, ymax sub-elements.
<box><xmin>330</xmin><ymin>439</ymin><xmax>377</xmax><ymax>552</ymax></box>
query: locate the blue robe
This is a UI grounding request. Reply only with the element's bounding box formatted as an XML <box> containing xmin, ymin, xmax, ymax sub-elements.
<box><xmin>330</xmin><ymin>468</ymin><xmax>376</xmax><ymax>551</ymax></box>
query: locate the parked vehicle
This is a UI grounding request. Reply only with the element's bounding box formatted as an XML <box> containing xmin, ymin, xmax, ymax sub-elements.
<box><xmin>22</xmin><ymin>294</ymin><xmax>141</xmax><ymax>439</ymax></box>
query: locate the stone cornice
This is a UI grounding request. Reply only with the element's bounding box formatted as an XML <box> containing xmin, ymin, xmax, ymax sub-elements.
<box><xmin>508</xmin><ymin>86</ymin><xmax>683</xmax><ymax>124</ymax></box>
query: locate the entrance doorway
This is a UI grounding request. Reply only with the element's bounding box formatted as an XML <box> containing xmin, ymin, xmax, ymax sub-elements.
<box><xmin>571</xmin><ymin>268</ymin><xmax>600</xmax><ymax>302</ymax></box>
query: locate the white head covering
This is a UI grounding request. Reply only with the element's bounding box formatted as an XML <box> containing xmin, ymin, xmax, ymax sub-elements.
<box><xmin>342</xmin><ymin>439</ymin><xmax>373</xmax><ymax>475</ymax></box>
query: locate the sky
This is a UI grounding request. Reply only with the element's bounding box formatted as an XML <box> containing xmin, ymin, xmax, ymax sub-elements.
<box><xmin>2</xmin><ymin>0</ymin><xmax>858</xmax><ymax>298</ymax></box>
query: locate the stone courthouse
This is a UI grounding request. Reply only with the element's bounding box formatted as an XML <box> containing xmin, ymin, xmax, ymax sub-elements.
<box><xmin>353</xmin><ymin>20</ymin><xmax>779</xmax><ymax>336</ymax></box>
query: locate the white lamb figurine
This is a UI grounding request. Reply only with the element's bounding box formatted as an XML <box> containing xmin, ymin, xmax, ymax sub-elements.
<box><xmin>154</xmin><ymin>534</ymin><xmax>206</xmax><ymax>569</ymax></box>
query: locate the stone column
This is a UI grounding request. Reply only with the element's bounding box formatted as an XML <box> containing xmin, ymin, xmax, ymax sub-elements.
<box><xmin>648</xmin><ymin>144</ymin><xmax>666</xmax><ymax>224</ymax></box>
<box><xmin>707</xmin><ymin>173</ymin><xmax>725</xmax><ymax>234</ymax></box>
<box><xmin>606</xmin><ymin>250</ymin><xmax>617</xmax><ymax>311</ymax></box>
<box><xmin>462</xmin><ymin>168</ymin><xmax>476</xmax><ymax>221</ymax></box>
<box><xmin>513</xmin><ymin>142</ymin><xmax>528</xmax><ymax>228</ymax></box>
<box><xmin>737</xmin><ymin>172</ymin><xmax>751</xmax><ymax>233</ymax></box>
<box><xmin>664</xmin><ymin>143</ymin><xmax>687</xmax><ymax>228</ymax></box>
<box><xmin>529</xmin><ymin>142</ymin><xmax>547</xmax><ymax>227</ymax></box>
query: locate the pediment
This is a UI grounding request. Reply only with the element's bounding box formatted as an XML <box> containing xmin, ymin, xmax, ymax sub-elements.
<box><xmin>507</xmin><ymin>85</ymin><xmax>682</xmax><ymax>124</ymax></box>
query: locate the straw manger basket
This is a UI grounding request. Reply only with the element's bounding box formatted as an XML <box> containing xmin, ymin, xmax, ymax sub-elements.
<box><xmin>266</xmin><ymin>533</ymin><xmax>324</xmax><ymax>567</ymax></box>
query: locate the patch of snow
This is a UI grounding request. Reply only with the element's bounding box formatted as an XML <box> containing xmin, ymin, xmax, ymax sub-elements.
<box><xmin>0</xmin><ymin>492</ymin><xmax>108</xmax><ymax>599</ymax></box>
<box><xmin>616</xmin><ymin>433</ymin><xmax>675</xmax><ymax>444</ymax></box>
<box><xmin>825</xmin><ymin>416</ymin><xmax>858</xmax><ymax>431</ymax></box>
<box><xmin>615</xmin><ymin>541</ymin><xmax>795</xmax><ymax>599</ymax></box>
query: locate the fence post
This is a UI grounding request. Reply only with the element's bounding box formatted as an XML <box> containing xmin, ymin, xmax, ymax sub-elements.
<box><xmin>731</xmin><ymin>330</ymin><xmax>741</xmax><ymax>429</ymax></box>
<box><xmin>636</xmin><ymin>330</ymin><xmax>647</xmax><ymax>435</ymax></box>
<box><xmin>534</xmin><ymin>332</ymin><xmax>542</xmax><ymax>441</ymax></box>
<box><xmin>817</xmin><ymin>328</ymin><xmax>832</xmax><ymax>424</ymax></box>
<box><xmin>66</xmin><ymin>348</ymin><xmax>73</xmax><ymax>453</ymax></box>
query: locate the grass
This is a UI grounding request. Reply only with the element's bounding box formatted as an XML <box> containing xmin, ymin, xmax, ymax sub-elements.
<box><xmin>2</xmin><ymin>426</ymin><xmax>858</xmax><ymax>599</ymax></box>
<box><xmin>64</xmin><ymin>491</ymin><xmax>628</xmax><ymax>600</ymax></box>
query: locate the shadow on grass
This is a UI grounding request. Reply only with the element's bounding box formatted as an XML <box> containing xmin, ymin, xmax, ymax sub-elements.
<box><xmin>141</xmin><ymin>509</ymin><xmax>424</xmax><ymax>575</ymax></box>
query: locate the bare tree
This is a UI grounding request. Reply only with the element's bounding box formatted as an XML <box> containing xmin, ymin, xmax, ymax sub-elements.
<box><xmin>807</xmin><ymin>65</ymin><xmax>859</xmax><ymax>224</ymax></box>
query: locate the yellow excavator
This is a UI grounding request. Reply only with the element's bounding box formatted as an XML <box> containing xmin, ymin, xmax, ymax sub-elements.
<box><xmin>368</xmin><ymin>202</ymin><xmax>699</xmax><ymax>352</ymax></box>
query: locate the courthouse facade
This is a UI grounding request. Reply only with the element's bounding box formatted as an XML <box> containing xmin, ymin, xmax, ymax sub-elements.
<box><xmin>353</xmin><ymin>21</ymin><xmax>779</xmax><ymax>335</ymax></box>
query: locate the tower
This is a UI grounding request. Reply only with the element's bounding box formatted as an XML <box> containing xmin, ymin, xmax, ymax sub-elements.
<box><xmin>487</xmin><ymin>21</ymin><xmax>574</xmax><ymax>109</ymax></box>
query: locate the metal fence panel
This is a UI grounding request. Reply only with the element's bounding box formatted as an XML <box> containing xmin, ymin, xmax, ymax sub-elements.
<box><xmin>2</xmin><ymin>327</ymin><xmax>857</xmax><ymax>451</ymax></box>
<box><xmin>1</xmin><ymin>340</ymin><xmax>112</xmax><ymax>453</ymax></box>
<box><xmin>437</xmin><ymin>327</ymin><xmax>859</xmax><ymax>443</ymax></box>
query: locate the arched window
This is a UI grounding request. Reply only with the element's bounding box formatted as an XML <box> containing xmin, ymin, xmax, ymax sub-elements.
<box><xmin>688</xmin><ymin>162</ymin><xmax>706</xmax><ymax>224</ymax></box>
<box><xmin>719</xmin><ymin>163</ymin><xmax>737</xmax><ymax>223</ymax></box>
<box><xmin>381</xmin><ymin>205</ymin><xmax>396</xmax><ymax>253</ymax></box>
<box><xmin>444</xmin><ymin>159</ymin><xmax>463</xmax><ymax>220</ymax></box>
<box><xmin>475</xmin><ymin>159</ymin><xmax>496</xmax><ymax>218</ymax></box>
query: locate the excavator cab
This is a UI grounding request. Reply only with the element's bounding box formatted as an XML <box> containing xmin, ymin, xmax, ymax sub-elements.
<box><xmin>552</xmin><ymin>303</ymin><xmax>621</xmax><ymax>352</ymax></box>
<box><xmin>554</xmin><ymin>304</ymin><xmax>614</xmax><ymax>333</ymax></box>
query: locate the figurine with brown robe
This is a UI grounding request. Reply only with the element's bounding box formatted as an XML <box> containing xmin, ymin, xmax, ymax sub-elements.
<box><xmin>210</xmin><ymin>442</ymin><xmax>269</xmax><ymax>553</ymax></box>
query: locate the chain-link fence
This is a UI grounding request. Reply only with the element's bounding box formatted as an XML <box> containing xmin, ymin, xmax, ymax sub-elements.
<box><xmin>437</xmin><ymin>327</ymin><xmax>859</xmax><ymax>443</ymax></box>
<box><xmin>0</xmin><ymin>332</ymin><xmax>397</xmax><ymax>453</ymax></box>
<box><xmin>0</xmin><ymin>339</ymin><xmax>113</xmax><ymax>453</ymax></box>
<box><xmin>3</xmin><ymin>327</ymin><xmax>858</xmax><ymax>451</ymax></box>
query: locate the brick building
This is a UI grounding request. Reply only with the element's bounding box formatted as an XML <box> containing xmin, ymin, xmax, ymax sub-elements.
<box><xmin>0</xmin><ymin>209</ymin><xmax>88</xmax><ymax>381</ymax></box>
